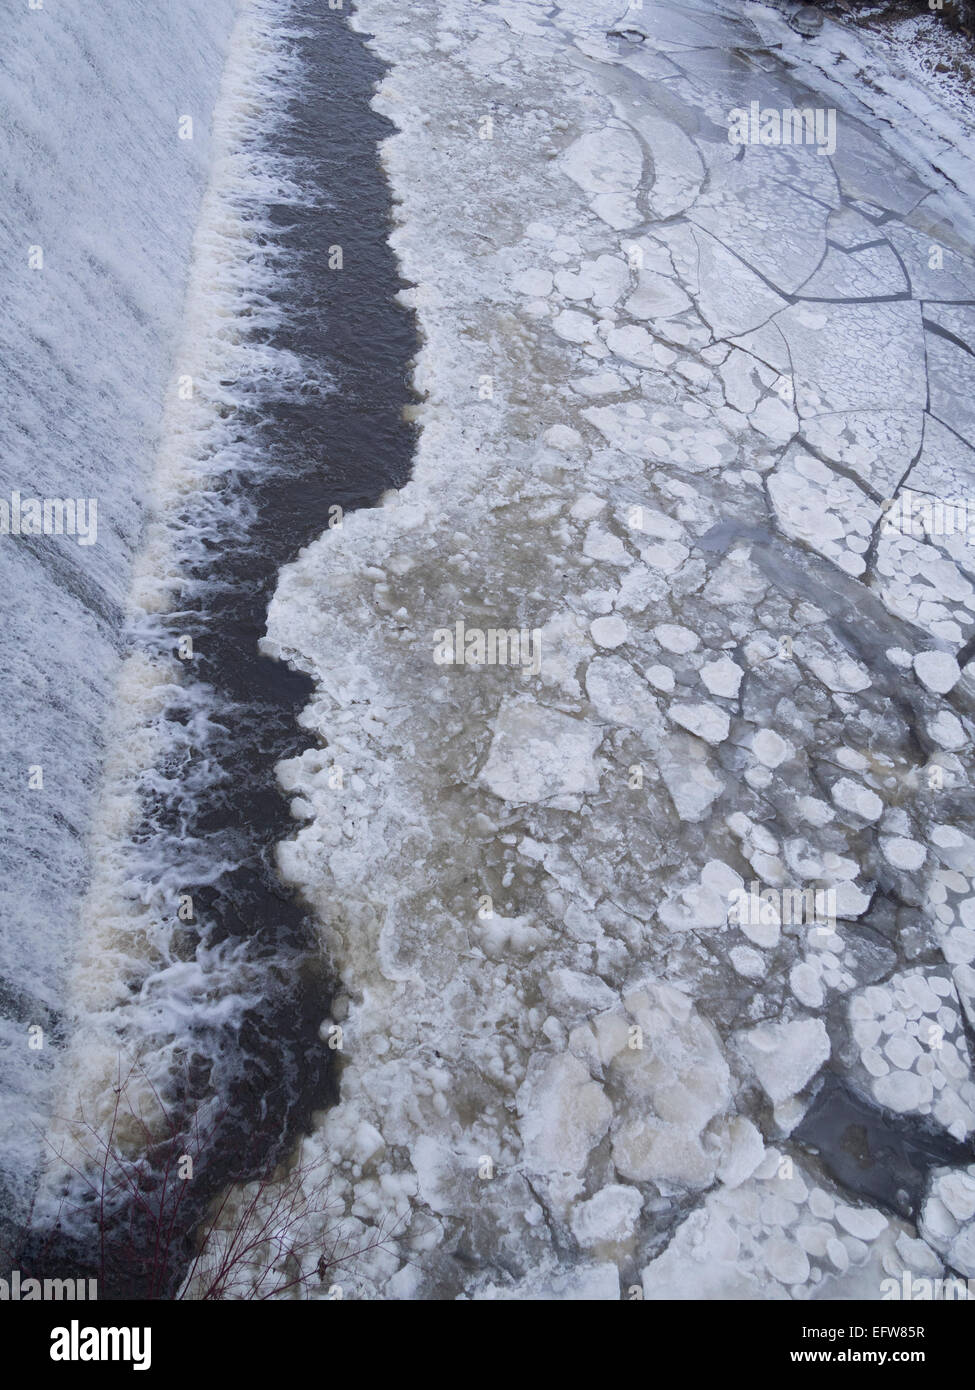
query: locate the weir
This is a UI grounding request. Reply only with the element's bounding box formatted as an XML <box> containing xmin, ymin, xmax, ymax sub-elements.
<box><xmin>2</xmin><ymin>0</ymin><xmax>416</xmax><ymax>1295</ymax></box>
<box><xmin>0</xmin><ymin>0</ymin><xmax>240</xmax><ymax>1253</ymax></box>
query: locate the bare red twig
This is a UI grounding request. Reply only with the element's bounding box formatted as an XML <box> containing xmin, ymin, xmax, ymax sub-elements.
<box><xmin>6</xmin><ymin>1055</ymin><xmax>397</xmax><ymax>1301</ymax></box>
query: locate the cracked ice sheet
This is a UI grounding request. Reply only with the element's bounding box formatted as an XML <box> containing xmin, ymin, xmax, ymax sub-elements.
<box><xmin>690</xmin><ymin>155</ymin><xmax>832</xmax><ymax>297</ymax></box>
<box><xmin>232</xmin><ymin>0</ymin><xmax>975</xmax><ymax>1300</ymax></box>
<box><xmin>743</xmin><ymin>0</ymin><xmax>975</xmax><ymax>229</ymax></box>
<box><xmin>776</xmin><ymin>301</ymin><xmax>927</xmax><ymax>418</ymax></box>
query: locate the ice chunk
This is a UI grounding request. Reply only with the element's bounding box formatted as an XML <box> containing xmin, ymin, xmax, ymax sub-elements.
<box><xmin>914</xmin><ymin>650</ymin><xmax>960</xmax><ymax>695</ymax></box>
<box><xmin>739</xmin><ymin>1018</ymin><xmax>830</xmax><ymax>1104</ymax></box>
<box><xmin>479</xmin><ymin>698</ymin><xmax>603</xmax><ymax>803</ymax></box>
<box><xmin>590</xmin><ymin>615</ymin><xmax>629</xmax><ymax>648</ymax></box>
<box><xmin>512</xmin><ymin>268</ymin><xmax>554</xmax><ymax>297</ymax></box>
<box><xmin>669</xmin><ymin>702</ymin><xmax>731</xmax><ymax>745</ymax></box>
<box><xmin>881</xmin><ymin>838</ymin><xmax>926</xmax><ymax>871</ymax></box>
<box><xmin>831</xmin><ymin>778</ymin><xmax>883</xmax><ymax>822</ymax></box>
<box><xmin>700</xmin><ymin>657</ymin><xmax>743</xmax><ymax>698</ymax></box>
<box><xmin>716</xmin><ymin>1116</ymin><xmax>766</xmax><ymax>1189</ymax></box>
<box><xmin>544</xmin><ymin>968</ymin><xmax>618</xmax><ymax>1015</ymax></box>
<box><xmin>752</xmin><ymin>729</ymin><xmax>792</xmax><ymax>768</ymax></box>
<box><xmin>570</xmin><ymin>1185</ymin><xmax>643</xmax><ymax>1247</ymax></box>
<box><xmin>518</xmin><ymin>1054</ymin><xmax>613</xmax><ymax>1176</ymax></box>
<box><xmin>561</xmin><ymin>127</ymin><xmax>642</xmax><ymax>226</ymax></box>
<box><xmin>585</xmin><ymin>656</ymin><xmax>660</xmax><ymax>730</ymax></box>
<box><xmin>605</xmin><ymin>324</ymin><xmax>659</xmax><ymax>368</ymax></box>
<box><xmin>658</xmin><ymin>738</ymin><xmax>725</xmax><ymax>821</ymax></box>
<box><xmin>654</xmin><ymin>623</ymin><xmax>699</xmax><ymax>654</ymax></box>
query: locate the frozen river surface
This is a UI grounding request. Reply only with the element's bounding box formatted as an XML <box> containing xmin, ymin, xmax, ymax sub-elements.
<box><xmin>250</xmin><ymin>0</ymin><xmax>975</xmax><ymax>1298</ymax></box>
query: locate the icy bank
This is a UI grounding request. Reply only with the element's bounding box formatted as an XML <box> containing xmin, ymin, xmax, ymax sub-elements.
<box><xmin>0</xmin><ymin>0</ymin><xmax>241</xmax><ymax>1220</ymax></box>
<box><xmin>259</xmin><ymin>0</ymin><xmax>975</xmax><ymax>1299</ymax></box>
